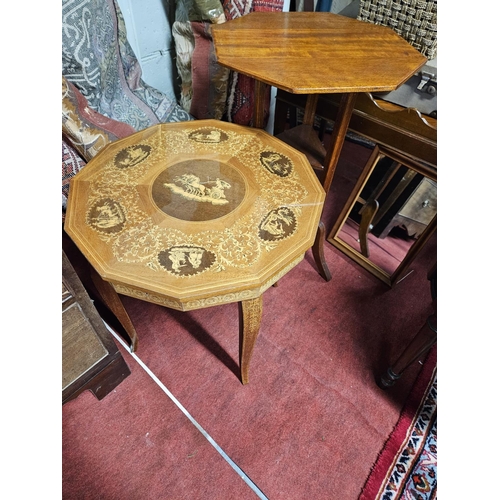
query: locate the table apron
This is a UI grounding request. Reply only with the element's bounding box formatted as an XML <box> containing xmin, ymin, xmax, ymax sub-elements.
<box><xmin>109</xmin><ymin>253</ymin><xmax>305</xmax><ymax>312</ymax></box>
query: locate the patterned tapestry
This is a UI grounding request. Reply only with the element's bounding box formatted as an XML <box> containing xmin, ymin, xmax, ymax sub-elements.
<box><xmin>172</xmin><ymin>19</ymin><xmax>231</xmax><ymax>121</ymax></box>
<box><xmin>222</xmin><ymin>0</ymin><xmax>285</xmax><ymax>126</ymax></box>
<box><xmin>62</xmin><ymin>141</ymin><xmax>86</xmax><ymax>218</ymax></box>
<box><xmin>62</xmin><ymin>0</ymin><xmax>192</xmax><ymax>131</ymax></box>
<box><xmin>62</xmin><ymin>76</ymin><xmax>136</xmax><ymax>162</ymax></box>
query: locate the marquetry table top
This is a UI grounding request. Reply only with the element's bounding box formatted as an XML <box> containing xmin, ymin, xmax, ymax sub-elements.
<box><xmin>64</xmin><ymin>120</ymin><xmax>325</xmax><ymax>311</ymax></box>
<box><xmin>212</xmin><ymin>12</ymin><xmax>427</xmax><ymax>94</ymax></box>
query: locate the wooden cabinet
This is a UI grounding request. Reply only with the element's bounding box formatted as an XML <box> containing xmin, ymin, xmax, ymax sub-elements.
<box><xmin>374</xmin><ymin>176</ymin><xmax>437</xmax><ymax>240</ymax></box>
<box><xmin>62</xmin><ymin>250</ymin><xmax>130</xmax><ymax>404</ymax></box>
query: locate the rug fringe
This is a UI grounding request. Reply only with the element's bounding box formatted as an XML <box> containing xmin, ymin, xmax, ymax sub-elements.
<box><xmin>359</xmin><ymin>346</ymin><xmax>437</xmax><ymax>499</ymax></box>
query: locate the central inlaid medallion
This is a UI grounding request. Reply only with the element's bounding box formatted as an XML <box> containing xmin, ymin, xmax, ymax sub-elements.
<box><xmin>152</xmin><ymin>159</ymin><xmax>246</xmax><ymax>221</ymax></box>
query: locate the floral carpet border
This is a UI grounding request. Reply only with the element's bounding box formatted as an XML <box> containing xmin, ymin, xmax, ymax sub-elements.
<box><xmin>359</xmin><ymin>346</ymin><xmax>437</xmax><ymax>500</ymax></box>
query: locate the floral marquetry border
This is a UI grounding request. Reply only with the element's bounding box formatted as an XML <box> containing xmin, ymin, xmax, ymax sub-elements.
<box><xmin>112</xmin><ymin>253</ymin><xmax>304</xmax><ymax>311</ymax></box>
<box><xmin>83</xmin><ymin>123</ymin><xmax>312</xmax><ymax>279</ymax></box>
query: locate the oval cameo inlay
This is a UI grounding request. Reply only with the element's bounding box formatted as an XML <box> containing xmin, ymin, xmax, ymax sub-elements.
<box><xmin>258</xmin><ymin>207</ymin><xmax>297</xmax><ymax>241</ymax></box>
<box><xmin>259</xmin><ymin>151</ymin><xmax>293</xmax><ymax>177</ymax></box>
<box><xmin>87</xmin><ymin>198</ymin><xmax>126</xmax><ymax>234</ymax></box>
<box><xmin>114</xmin><ymin>144</ymin><xmax>151</xmax><ymax>168</ymax></box>
<box><xmin>158</xmin><ymin>245</ymin><xmax>216</xmax><ymax>276</ymax></box>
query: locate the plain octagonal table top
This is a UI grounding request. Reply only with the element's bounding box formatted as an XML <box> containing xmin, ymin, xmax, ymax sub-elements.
<box><xmin>64</xmin><ymin>120</ymin><xmax>325</xmax><ymax>311</ymax></box>
<box><xmin>212</xmin><ymin>12</ymin><xmax>427</xmax><ymax>94</ymax></box>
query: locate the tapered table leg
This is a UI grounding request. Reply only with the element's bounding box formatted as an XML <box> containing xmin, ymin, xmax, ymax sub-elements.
<box><xmin>254</xmin><ymin>84</ymin><xmax>356</xmax><ymax>283</ymax></box>
<box><xmin>90</xmin><ymin>267</ymin><xmax>139</xmax><ymax>352</ymax></box>
<box><xmin>239</xmin><ymin>295</ymin><xmax>263</xmax><ymax>385</ymax></box>
<box><xmin>311</xmin><ymin>93</ymin><xmax>358</xmax><ymax>281</ymax></box>
<box><xmin>322</xmin><ymin>93</ymin><xmax>358</xmax><ymax>193</ymax></box>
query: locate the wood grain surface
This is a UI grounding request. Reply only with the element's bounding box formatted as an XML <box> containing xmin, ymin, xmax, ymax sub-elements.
<box><xmin>212</xmin><ymin>12</ymin><xmax>427</xmax><ymax>94</ymax></box>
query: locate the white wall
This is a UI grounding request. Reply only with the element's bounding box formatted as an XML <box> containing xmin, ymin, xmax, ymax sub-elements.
<box><xmin>116</xmin><ymin>0</ymin><xmax>178</xmax><ymax>101</ymax></box>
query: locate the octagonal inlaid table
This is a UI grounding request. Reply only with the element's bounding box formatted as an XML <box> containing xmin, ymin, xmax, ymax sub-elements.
<box><xmin>212</xmin><ymin>12</ymin><xmax>427</xmax><ymax>281</ymax></box>
<box><xmin>64</xmin><ymin>119</ymin><xmax>325</xmax><ymax>384</ymax></box>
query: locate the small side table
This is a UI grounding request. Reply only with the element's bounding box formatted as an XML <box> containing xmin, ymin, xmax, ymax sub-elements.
<box><xmin>212</xmin><ymin>12</ymin><xmax>427</xmax><ymax>281</ymax></box>
<box><xmin>64</xmin><ymin>120</ymin><xmax>325</xmax><ymax>384</ymax></box>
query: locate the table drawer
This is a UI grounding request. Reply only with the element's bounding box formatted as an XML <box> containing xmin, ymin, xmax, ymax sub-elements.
<box><xmin>399</xmin><ymin>178</ymin><xmax>437</xmax><ymax>226</ymax></box>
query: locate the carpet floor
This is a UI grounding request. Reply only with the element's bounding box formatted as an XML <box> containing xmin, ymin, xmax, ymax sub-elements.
<box><xmin>62</xmin><ymin>139</ymin><xmax>437</xmax><ymax>499</ymax></box>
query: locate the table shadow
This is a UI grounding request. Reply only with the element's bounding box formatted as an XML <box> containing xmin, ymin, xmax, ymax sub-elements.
<box><xmin>167</xmin><ymin>307</ymin><xmax>242</xmax><ymax>381</ymax></box>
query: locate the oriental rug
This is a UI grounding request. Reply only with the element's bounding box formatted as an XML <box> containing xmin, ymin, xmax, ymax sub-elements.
<box><xmin>360</xmin><ymin>347</ymin><xmax>437</xmax><ymax>500</ymax></box>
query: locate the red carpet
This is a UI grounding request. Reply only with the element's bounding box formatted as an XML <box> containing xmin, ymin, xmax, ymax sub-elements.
<box><xmin>63</xmin><ymin>139</ymin><xmax>437</xmax><ymax>499</ymax></box>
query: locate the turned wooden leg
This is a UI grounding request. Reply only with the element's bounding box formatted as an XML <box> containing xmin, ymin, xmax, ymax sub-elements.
<box><xmin>239</xmin><ymin>295</ymin><xmax>263</xmax><ymax>385</ymax></box>
<box><xmin>379</xmin><ymin>312</ymin><xmax>437</xmax><ymax>389</ymax></box>
<box><xmin>312</xmin><ymin>221</ymin><xmax>332</xmax><ymax>282</ymax></box>
<box><xmin>90</xmin><ymin>267</ymin><xmax>139</xmax><ymax>352</ymax></box>
<box><xmin>253</xmin><ymin>79</ymin><xmax>268</xmax><ymax>129</ymax></box>
<box><xmin>302</xmin><ymin>94</ymin><xmax>319</xmax><ymax>126</ymax></box>
<box><xmin>310</xmin><ymin>93</ymin><xmax>357</xmax><ymax>282</ymax></box>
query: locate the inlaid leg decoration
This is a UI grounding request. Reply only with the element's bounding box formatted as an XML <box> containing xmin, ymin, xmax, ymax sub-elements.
<box><xmin>90</xmin><ymin>267</ymin><xmax>139</xmax><ymax>352</ymax></box>
<box><xmin>312</xmin><ymin>221</ymin><xmax>332</xmax><ymax>282</ymax></box>
<box><xmin>239</xmin><ymin>295</ymin><xmax>263</xmax><ymax>385</ymax></box>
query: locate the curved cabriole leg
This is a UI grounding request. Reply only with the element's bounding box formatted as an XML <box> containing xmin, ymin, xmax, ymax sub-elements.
<box><xmin>90</xmin><ymin>267</ymin><xmax>139</xmax><ymax>352</ymax></box>
<box><xmin>312</xmin><ymin>221</ymin><xmax>332</xmax><ymax>282</ymax></box>
<box><xmin>239</xmin><ymin>296</ymin><xmax>263</xmax><ymax>385</ymax></box>
<box><xmin>358</xmin><ymin>199</ymin><xmax>379</xmax><ymax>258</ymax></box>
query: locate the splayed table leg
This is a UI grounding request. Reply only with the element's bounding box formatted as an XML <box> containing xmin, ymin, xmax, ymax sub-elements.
<box><xmin>90</xmin><ymin>267</ymin><xmax>139</xmax><ymax>352</ymax></box>
<box><xmin>239</xmin><ymin>296</ymin><xmax>263</xmax><ymax>385</ymax></box>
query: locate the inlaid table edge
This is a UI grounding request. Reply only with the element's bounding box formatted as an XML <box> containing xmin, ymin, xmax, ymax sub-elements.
<box><xmin>101</xmin><ymin>252</ymin><xmax>306</xmax><ymax>312</ymax></box>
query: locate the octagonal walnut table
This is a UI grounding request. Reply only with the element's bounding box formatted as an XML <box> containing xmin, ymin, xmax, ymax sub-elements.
<box><xmin>64</xmin><ymin>119</ymin><xmax>325</xmax><ymax>384</ymax></box>
<box><xmin>212</xmin><ymin>12</ymin><xmax>427</xmax><ymax>281</ymax></box>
